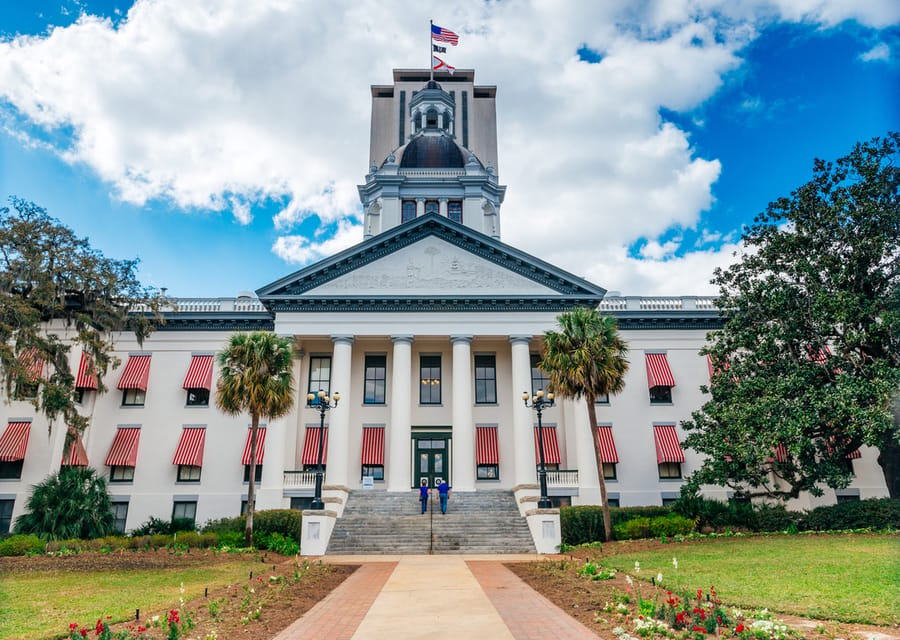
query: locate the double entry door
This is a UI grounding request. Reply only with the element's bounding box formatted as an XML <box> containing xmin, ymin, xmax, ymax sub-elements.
<box><xmin>415</xmin><ymin>436</ymin><xmax>449</xmax><ymax>488</ymax></box>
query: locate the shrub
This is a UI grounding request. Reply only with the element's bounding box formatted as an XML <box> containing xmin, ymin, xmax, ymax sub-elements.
<box><xmin>202</xmin><ymin>516</ymin><xmax>244</xmax><ymax>535</ymax></box>
<box><xmin>13</xmin><ymin>467</ymin><xmax>115</xmax><ymax>540</ymax></box>
<box><xmin>131</xmin><ymin>517</ymin><xmax>173</xmax><ymax>536</ymax></box>
<box><xmin>648</xmin><ymin>514</ymin><xmax>695</xmax><ymax>537</ymax></box>
<box><xmin>561</xmin><ymin>505</ymin><xmax>674</xmax><ymax>544</ymax></box>
<box><xmin>257</xmin><ymin>531</ymin><xmax>301</xmax><ymax>555</ymax></box>
<box><xmin>754</xmin><ymin>503</ymin><xmax>799</xmax><ymax>532</ymax></box>
<box><xmin>254</xmin><ymin>509</ymin><xmax>303</xmax><ymax>544</ymax></box>
<box><xmin>217</xmin><ymin>531</ymin><xmax>245</xmax><ymax>548</ymax></box>
<box><xmin>613</xmin><ymin>517</ymin><xmax>651</xmax><ymax>540</ymax></box>
<box><xmin>0</xmin><ymin>534</ymin><xmax>46</xmax><ymax>556</ymax></box>
<box><xmin>800</xmin><ymin>498</ymin><xmax>900</xmax><ymax>531</ymax></box>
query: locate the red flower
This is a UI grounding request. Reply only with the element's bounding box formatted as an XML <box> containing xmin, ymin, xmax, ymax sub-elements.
<box><xmin>676</xmin><ymin>612</ymin><xmax>686</xmax><ymax>624</ymax></box>
<box><xmin>137</xmin><ymin>626</ymin><xmax>147</xmax><ymax>633</ymax></box>
<box><xmin>736</xmin><ymin>624</ymin><xmax>745</xmax><ymax>633</ymax></box>
<box><xmin>167</xmin><ymin>609</ymin><xmax>180</xmax><ymax>624</ymax></box>
<box><xmin>697</xmin><ymin>589</ymin><xmax>703</xmax><ymax>600</ymax></box>
<box><xmin>95</xmin><ymin>618</ymin><xmax>104</xmax><ymax>635</ymax></box>
<box><xmin>717</xmin><ymin>616</ymin><xmax>723</xmax><ymax>625</ymax></box>
<box><xmin>693</xmin><ymin>626</ymin><xmax>707</xmax><ymax>633</ymax></box>
<box><xmin>79</xmin><ymin>630</ymin><xmax>88</xmax><ymax>638</ymax></box>
<box><xmin>700</xmin><ymin>610</ymin><xmax>706</xmax><ymax>621</ymax></box>
<box><xmin>69</xmin><ymin>623</ymin><xmax>78</xmax><ymax>631</ymax></box>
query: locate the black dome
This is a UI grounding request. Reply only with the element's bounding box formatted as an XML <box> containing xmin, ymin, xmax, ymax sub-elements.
<box><xmin>400</xmin><ymin>134</ymin><xmax>465</xmax><ymax>168</ymax></box>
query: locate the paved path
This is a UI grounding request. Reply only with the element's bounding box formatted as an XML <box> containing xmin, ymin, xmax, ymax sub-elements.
<box><xmin>273</xmin><ymin>555</ymin><xmax>598</xmax><ymax>640</ymax></box>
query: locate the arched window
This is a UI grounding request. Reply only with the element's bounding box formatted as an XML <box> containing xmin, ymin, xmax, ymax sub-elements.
<box><xmin>401</xmin><ymin>200</ymin><xmax>416</xmax><ymax>223</ymax></box>
<box><xmin>426</xmin><ymin>108</ymin><xmax>438</xmax><ymax>128</ymax></box>
<box><xmin>425</xmin><ymin>200</ymin><xmax>439</xmax><ymax>215</ymax></box>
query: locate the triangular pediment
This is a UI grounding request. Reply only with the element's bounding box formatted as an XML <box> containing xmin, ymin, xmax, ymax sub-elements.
<box><xmin>257</xmin><ymin>214</ymin><xmax>605</xmax><ymax>312</ymax></box>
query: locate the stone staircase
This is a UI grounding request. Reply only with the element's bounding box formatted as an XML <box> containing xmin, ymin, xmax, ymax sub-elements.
<box><xmin>326</xmin><ymin>489</ymin><xmax>536</xmax><ymax>555</ymax></box>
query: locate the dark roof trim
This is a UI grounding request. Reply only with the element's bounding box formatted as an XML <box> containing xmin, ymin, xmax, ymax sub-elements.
<box><xmin>256</xmin><ymin>213</ymin><xmax>605</xmax><ymax>304</ymax></box>
<box><xmin>610</xmin><ymin>311</ymin><xmax>724</xmax><ymax>331</ymax></box>
<box><xmin>154</xmin><ymin>312</ymin><xmax>274</xmax><ymax>332</ymax></box>
<box><xmin>264</xmin><ymin>296</ymin><xmax>601</xmax><ymax>313</ymax></box>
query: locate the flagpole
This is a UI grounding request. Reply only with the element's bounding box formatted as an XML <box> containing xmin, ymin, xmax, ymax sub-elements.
<box><xmin>429</xmin><ymin>19</ymin><xmax>434</xmax><ymax>81</ymax></box>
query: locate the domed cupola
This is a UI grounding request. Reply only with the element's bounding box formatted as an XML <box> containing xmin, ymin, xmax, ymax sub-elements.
<box><xmin>400</xmin><ymin>132</ymin><xmax>466</xmax><ymax>168</ymax></box>
<box><xmin>408</xmin><ymin>79</ymin><xmax>456</xmax><ymax>136</ymax></box>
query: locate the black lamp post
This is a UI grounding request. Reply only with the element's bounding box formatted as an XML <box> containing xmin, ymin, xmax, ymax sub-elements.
<box><xmin>523</xmin><ymin>388</ymin><xmax>554</xmax><ymax>509</ymax></box>
<box><xmin>307</xmin><ymin>389</ymin><xmax>340</xmax><ymax>510</ymax></box>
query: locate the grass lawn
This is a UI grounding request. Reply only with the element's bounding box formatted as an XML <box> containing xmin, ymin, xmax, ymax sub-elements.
<box><xmin>0</xmin><ymin>558</ymin><xmax>262</xmax><ymax>640</ymax></box>
<box><xmin>603</xmin><ymin>534</ymin><xmax>900</xmax><ymax>625</ymax></box>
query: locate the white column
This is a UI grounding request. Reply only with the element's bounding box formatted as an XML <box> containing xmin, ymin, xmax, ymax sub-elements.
<box><xmin>420</xmin><ymin>111</ymin><xmax>426</xmax><ymax>130</ymax></box>
<box><xmin>437</xmin><ymin>112</ymin><xmax>444</xmax><ymax>129</ymax></box>
<box><xmin>325</xmin><ymin>335</ymin><xmax>353</xmax><ymax>489</ymax></box>
<box><xmin>571</xmin><ymin>399</ymin><xmax>600</xmax><ymax>494</ymax></box>
<box><xmin>416</xmin><ymin>198</ymin><xmax>425</xmax><ymax>217</ymax></box>
<box><xmin>510</xmin><ymin>336</ymin><xmax>537</xmax><ymax>486</ymax></box>
<box><xmin>388</xmin><ymin>335</ymin><xmax>413</xmax><ymax>491</ymax></box>
<box><xmin>451</xmin><ymin>336</ymin><xmax>475</xmax><ymax>491</ymax></box>
<box><xmin>439</xmin><ymin>198</ymin><xmax>448</xmax><ymax>217</ymax></box>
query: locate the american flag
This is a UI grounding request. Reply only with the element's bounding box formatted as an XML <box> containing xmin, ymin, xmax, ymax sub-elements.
<box><xmin>431</xmin><ymin>23</ymin><xmax>459</xmax><ymax>46</ymax></box>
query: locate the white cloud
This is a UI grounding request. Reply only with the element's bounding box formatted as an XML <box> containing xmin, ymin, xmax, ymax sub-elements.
<box><xmin>859</xmin><ymin>42</ymin><xmax>890</xmax><ymax>61</ymax></box>
<box><xmin>272</xmin><ymin>219</ymin><xmax>362</xmax><ymax>265</ymax></box>
<box><xmin>0</xmin><ymin>0</ymin><xmax>895</xmax><ymax>295</ymax></box>
<box><xmin>639</xmin><ymin>239</ymin><xmax>682</xmax><ymax>260</ymax></box>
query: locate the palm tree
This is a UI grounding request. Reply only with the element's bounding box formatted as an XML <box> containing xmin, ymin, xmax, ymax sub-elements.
<box><xmin>216</xmin><ymin>331</ymin><xmax>294</xmax><ymax>546</ymax></box>
<box><xmin>15</xmin><ymin>466</ymin><xmax>115</xmax><ymax>539</ymax></box>
<box><xmin>540</xmin><ymin>307</ymin><xmax>629</xmax><ymax>542</ymax></box>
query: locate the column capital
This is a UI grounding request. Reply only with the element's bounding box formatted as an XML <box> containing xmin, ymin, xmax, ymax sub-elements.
<box><xmin>391</xmin><ymin>335</ymin><xmax>414</xmax><ymax>345</ymax></box>
<box><xmin>509</xmin><ymin>335</ymin><xmax>532</xmax><ymax>346</ymax></box>
<box><xmin>331</xmin><ymin>335</ymin><xmax>355</xmax><ymax>346</ymax></box>
<box><xmin>450</xmin><ymin>335</ymin><xmax>472</xmax><ymax>345</ymax></box>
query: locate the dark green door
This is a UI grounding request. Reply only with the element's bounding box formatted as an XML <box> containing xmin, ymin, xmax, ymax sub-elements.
<box><xmin>415</xmin><ymin>438</ymin><xmax>448</xmax><ymax>488</ymax></box>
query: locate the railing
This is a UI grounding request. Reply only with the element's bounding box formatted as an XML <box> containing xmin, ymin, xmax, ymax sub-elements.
<box><xmin>133</xmin><ymin>297</ymin><xmax>268</xmax><ymax>313</ymax></box>
<box><xmin>546</xmin><ymin>469</ymin><xmax>579</xmax><ymax>488</ymax></box>
<box><xmin>283</xmin><ymin>470</ymin><xmax>317</xmax><ymax>489</ymax></box>
<box><xmin>398</xmin><ymin>168</ymin><xmax>466</xmax><ymax>177</ymax></box>
<box><xmin>599</xmin><ymin>296</ymin><xmax>718</xmax><ymax>312</ymax></box>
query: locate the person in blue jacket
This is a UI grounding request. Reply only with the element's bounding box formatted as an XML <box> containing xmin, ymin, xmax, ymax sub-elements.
<box><xmin>437</xmin><ymin>480</ymin><xmax>451</xmax><ymax>514</ymax></box>
<box><xmin>419</xmin><ymin>479</ymin><xmax>429</xmax><ymax>514</ymax></box>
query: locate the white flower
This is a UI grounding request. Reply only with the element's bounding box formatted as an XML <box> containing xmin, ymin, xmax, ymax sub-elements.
<box><xmin>657</xmin><ymin>572</ymin><xmax>663</xmax><ymax>584</ymax></box>
<box><xmin>151</xmin><ymin>615</ymin><xmax>160</xmax><ymax>623</ymax></box>
<box><xmin>672</xmin><ymin>557</ymin><xmax>678</xmax><ymax>569</ymax></box>
<box><xmin>626</xmin><ymin>575</ymin><xmax>633</xmax><ymax>585</ymax></box>
<box><xmin>617</xmin><ymin>603</ymin><xmax>628</xmax><ymax>614</ymax></box>
<box><xmin>634</xmin><ymin>561</ymin><xmax>641</xmax><ymax>573</ymax></box>
<box><xmin>612</xmin><ymin>627</ymin><xmax>626</xmax><ymax>636</ymax></box>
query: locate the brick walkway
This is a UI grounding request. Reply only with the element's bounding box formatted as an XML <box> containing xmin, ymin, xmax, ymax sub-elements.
<box><xmin>468</xmin><ymin>561</ymin><xmax>598</xmax><ymax>639</ymax></box>
<box><xmin>273</xmin><ymin>556</ymin><xmax>598</xmax><ymax>639</ymax></box>
<box><xmin>272</xmin><ymin>562</ymin><xmax>396</xmax><ymax>640</ymax></box>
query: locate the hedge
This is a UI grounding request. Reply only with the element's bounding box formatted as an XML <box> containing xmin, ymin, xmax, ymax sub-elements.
<box><xmin>612</xmin><ymin>514</ymin><xmax>696</xmax><ymax>540</ymax></box>
<box><xmin>561</xmin><ymin>505</ymin><xmax>673</xmax><ymax>544</ymax></box>
<box><xmin>203</xmin><ymin>509</ymin><xmax>303</xmax><ymax>545</ymax></box>
<box><xmin>0</xmin><ymin>534</ymin><xmax>45</xmax><ymax>556</ymax></box>
<box><xmin>799</xmin><ymin>498</ymin><xmax>900</xmax><ymax>531</ymax></box>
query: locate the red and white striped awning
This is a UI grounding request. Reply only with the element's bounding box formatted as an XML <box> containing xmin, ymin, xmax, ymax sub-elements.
<box><xmin>361</xmin><ymin>426</ymin><xmax>385</xmax><ymax>465</ymax></box>
<box><xmin>706</xmin><ymin>354</ymin><xmax>714</xmax><ymax>380</ymax></box>
<box><xmin>173</xmin><ymin>427</ymin><xmax>206</xmax><ymax>466</ymax></box>
<box><xmin>595</xmin><ymin>426</ymin><xmax>619</xmax><ymax>463</ymax></box>
<box><xmin>117</xmin><ymin>355</ymin><xmax>151</xmax><ymax>391</ymax></box>
<box><xmin>772</xmin><ymin>443</ymin><xmax>788</xmax><ymax>463</ymax></box>
<box><xmin>19</xmin><ymin>348</ymin><xmax>43</xmax><ymax>382</ymax></box>
<box><xmin>241</xmin><ymin>427</ymin><xmax>267</xmax><ymax>465</ymax></box>
<box><xmin>182</xmin><ymin>355</ymin><xmax>213</xmax><ymax>390</ymax></box>
<box><xmin>846</xmin><ymin>448</ymin><xmax>862</xmax><ymax>459</ymax></box>
<box><xmin>0</xmin><ymin>421</ymin><xmax>31</xmax><ymax>462</ymax></box>
<box><xmin>653</xmin><ymin>425</ymin><xmax>685</xmax><ymax>463</ymax></box>
<box><xmin>104</xmin><ymin>427</ymin><xmax>140</xmax><ymax>467</ymax></box>
<box><xmin>75</xmin><ymin>352</ymin><xmax>98</xmax><ymax>390</ymax></box>
<box><xmin>301</xmin><ymin>426</ymin><xmax>326</xmax><ymax>466</ymax></box>
<box><xmin>61</xmin><ymin>427</ymin><xmax>89</xmax><ymax>467</ymax></box>
<box><xmin>646</xmin><ymin>353</ymin><xmax>675</xmax><ymax>388</ymax></box>
<box><xmin>533</xmin><ymin>426</ymin><xmax>561</xmax><ymax>465</ymax></box>
<box><xmin>476</xmin><ymin>426</ymin><xmax>499</xmax><ymax>465</ymax></box>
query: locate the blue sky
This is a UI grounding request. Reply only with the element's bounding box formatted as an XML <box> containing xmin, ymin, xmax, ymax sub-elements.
<box><xmin>1</xmin><ymin>1</ymin><xmax>898</xmax><ymax>297</ymax></box>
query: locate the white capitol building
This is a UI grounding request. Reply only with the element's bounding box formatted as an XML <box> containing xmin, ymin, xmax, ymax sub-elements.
<box><xmin>0</xmin><ymin>69</ymin><xmax>888</xmax><ymax>552</ymax></box>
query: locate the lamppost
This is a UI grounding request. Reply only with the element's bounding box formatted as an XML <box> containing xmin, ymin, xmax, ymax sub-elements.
<box><xmin>523</xmin><ymin>388</ymin><xmax>554</xmax><ymax>509</ymax></box>
<box><xmin>307</xmin><ymin>389</ymin><xmax>340</xmax><ymax>510</ymax></box>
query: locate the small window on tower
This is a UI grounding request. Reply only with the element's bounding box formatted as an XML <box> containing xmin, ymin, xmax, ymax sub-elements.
<box><xmin>426</xmin><ymin>108</ymin><xmax>438</xmax><ymax>127</ymax></box>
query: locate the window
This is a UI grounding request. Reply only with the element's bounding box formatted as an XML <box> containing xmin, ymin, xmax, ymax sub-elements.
<box><xmin>607</xmin><ymin>497</ymin><xmax>620</xmax><ymax>508</ymax></box>
<box><xmin>15</xmin><ymin>381</ymin><xmax>38</xmax><ymax>400</ymax></box>
<box><xmin>0</xmin><ymin>460</ymin><xmax>23</xmax><ymax>479</ymax></box>
<box><xmin>836</xmin><ymin>493</ymin><xmax>861</xmax><ymax>504</ymax></box>
<box><xmin>243</xmin><ymin>465</ymin><xmax>263</xmax><ymax>482</ymax></box>
<box><xmin>595</xmin><ymin>393</ymin><xmax>610</xmax><ymax>405</ymax></box>
<box><xmin>603</xmin><ymin>463</ymin><xmax>617</xmax><ymax>480</ymax></box>
<box><xmin>448</xmin><ymin>200</ymin><xmax>462</xmax><ymax>223</ymax></box>
<box><xmin>109</xmin><ymin>466</ymin><xmax>134</xmax><ymax>482</ymax></box>
<box><xmin>364</xmin><ymin>355</ymin><xmax>386</xmax><ymax>404</ymax></box>
<box><xmin>240</xmin><ymin>499</ymin><xmax>248</xmax><ymax>515</ymax></box>
<box><xmin>730</xmin><ymin>492</ymin><xmax>750</xmax><ymax>504</ymax></box>
<box><xmin>110</xmin><ymin>502</ymin><xmax>128</xmax><ymax>533</ymax></box>
<box><xmin>477</xmin><ymin>464</ymin><xmax>499</xmax><ymax>480</ymax></box>
<box><xmin>74</xmin><ymin>388</ymin><xmax>85</xmax><ymax>404</ymax></box>
<box><xmin>425</xmin><ymin>200</ymin><xmax>439</xmax><ymax>215</ymax></box>
<box><xmin>649</xmin><ymin>385</ymin><xmax>672</xmax><ymax>404</ymax></box>
<box><xmin>662</xmin><ymin>497</ymin><xmax>678</xmax><ymax>507</ymax></box>
<box><xmin>122</xmin><ymin>388</ymin><xmax>145</xmax><ymax>406</ymax></box>
<box><xmin>474</xmin><ymin>354</ymin><xmax>497</xmax><ymax>404</ymax></box>
<box><xmin>307</xmin><ymin>356</ymin><xmax>331</xmax><ymax>404</ymax></box>
<box><xmin>290</xmin><ymin>497</ymin><xmax>314</xmax><ymax>510</ymax></box>
<box><xmin>658</xmin><ymin>461</ymin><xmax>682</xmax><ymax>479</ymax></box>
<box><xmin>0</xmin><ymin>499</ymin><xmax>14</xmax><ymax>534</ymax></box>
<box><xmin>362</xmin><ymin>465</ymin><xmax>384</xmax><ymax>481</ymax></box>
<box><xmin>530</xmin><ymin>354</ymin><xmax>550</xmax><ymax>397</ymax></box>
<box><xmin>186</xmin><ymin>388</ymin><xmax>209</xmax><ymax>406</ymax></box>
<box><xmin>177</xmin><ymin>465</ymin><xmax>201</xmax><ymax>482</ymax></box>
<box><xmin>172</xmin><ymin>501</ymin><xmax>197</xmax><ymax>529</ymax></box>
<box><xmin>419</xmin><ymin>355</ymin><xmax>441</xmax><ymax>404</ymax></box>
<box><xmin>401</xmin><ymin>200</ymin><xmax>416</xmax><ymax>223</ymax></box>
